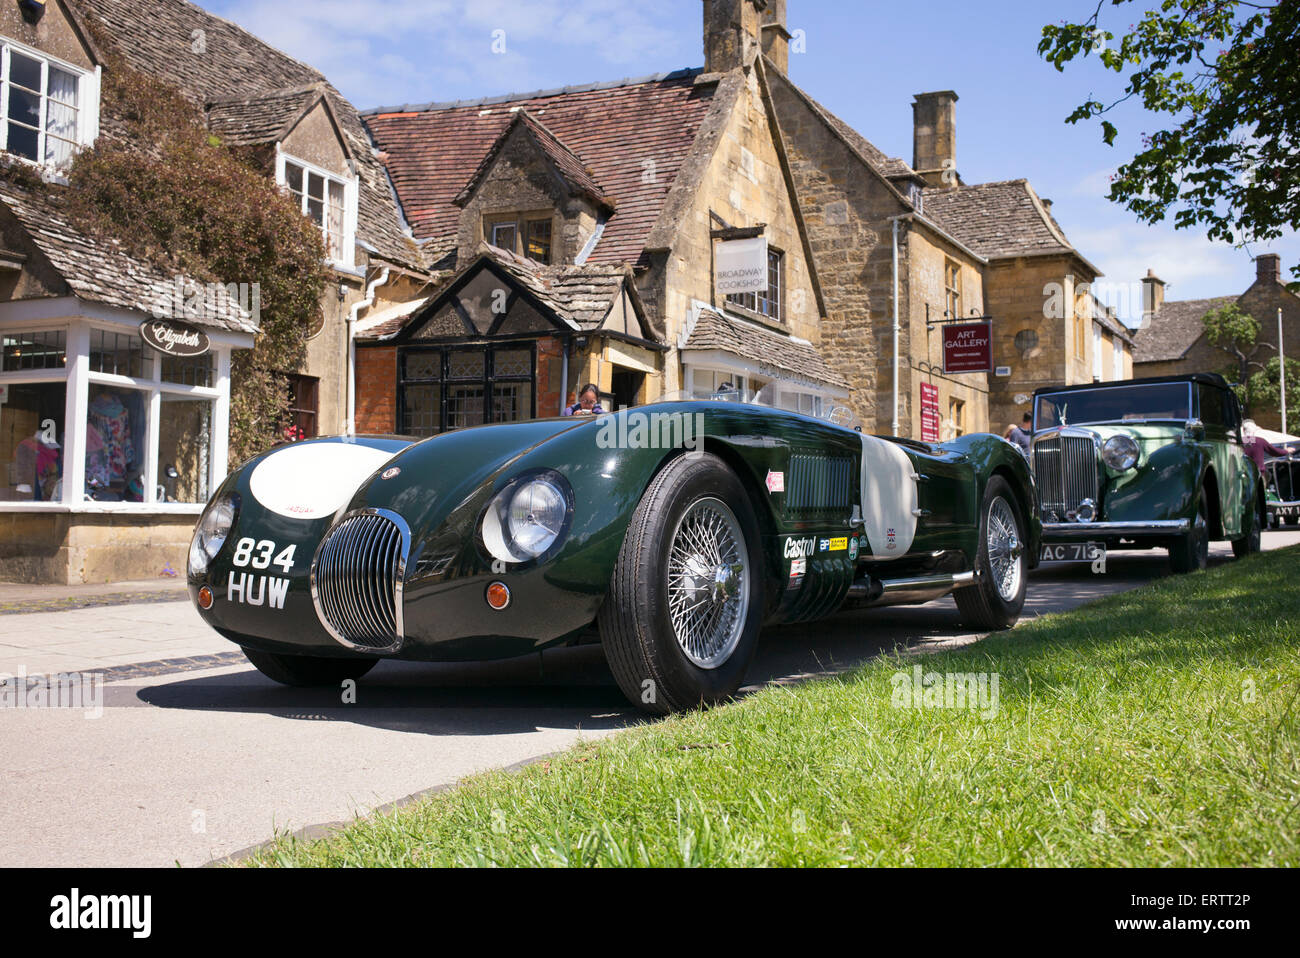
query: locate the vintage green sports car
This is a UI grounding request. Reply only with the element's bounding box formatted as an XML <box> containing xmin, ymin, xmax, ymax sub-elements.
<box><xmin>1032</xmin><ymin>373</ymin><xmax>1264</xmax><ymax>573</ymax></box>
<box><xmin>187</xmin><ymin>387</ymin><xmax>1039</xmax><ymax>713</ymax></box>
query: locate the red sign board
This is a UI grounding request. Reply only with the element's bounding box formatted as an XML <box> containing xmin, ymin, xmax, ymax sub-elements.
<box><xmin>920</xmin><ymin>382</ymin><xmax>940</xmax><ymax>442</ymax></box>
<box><xmin>942</xmin><ymin>321</ymin><xmax>993</xmax><ymax>374</ymax></box>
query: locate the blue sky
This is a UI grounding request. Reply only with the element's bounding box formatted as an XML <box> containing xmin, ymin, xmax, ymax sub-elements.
<box><xmin>196</xmin><ymin>0</ymin><xmax>1297</xmax><ymax>312</ymax></box>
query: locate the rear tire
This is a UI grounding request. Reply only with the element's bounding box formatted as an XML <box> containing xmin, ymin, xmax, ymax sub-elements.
<box><xmin>598</xmin><ymin>453</ymin><xmax>765</xmax><ymax>715</ymax></box>
<box><xmin>1169</xmin><ymin>489</ymin><xmax>1209</xmax><ymax>573</ymax></box>
<box><xmin>1232</xmin><ymin>491</ymin><xmax>1263</xmax><ymax>558</ymax></box>
<box><xmin>242</xmin><ymin>648</ymin><xmax>378</xmax><ymax>686</ymax></box>
<box><xmin>954</xmin><ymin>476</ymin><xmax>1028</xmax><ymax>631</ymax></box>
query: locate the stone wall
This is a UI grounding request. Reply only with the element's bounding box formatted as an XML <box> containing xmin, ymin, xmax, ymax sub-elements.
<box><xmin>0</xmin><ymin>511</ymin><xmax>199</xmax><ymax>584</ymax></box>
<box><xmin>904</xmin><ymin>222</ymin><xmax>989</xmax><ymax>437</ymax></box>
<box><xmin>765</xmin><ymin>67</ymin><xmax>910</xmax><ymax>432</ymax></box>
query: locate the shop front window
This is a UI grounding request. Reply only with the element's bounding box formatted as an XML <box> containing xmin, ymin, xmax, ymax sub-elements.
<box><xmin>0</xmin><ymin>323</ymin><xmax>227</xmax><ymax>508</ymax></box>
<box><xmin>157</xmin><ymin>396</ymin><xmax>211</xmax><ymax>504</ymax></box>
<box><xmin>1</xmin><ymin>382</ymin><xmax>64</xmax><ymax>501</ymax></box>
<box><xmin>85</xmin><ymin>387</ymin><xmax>148</xmax><ymax>501</ymax></box>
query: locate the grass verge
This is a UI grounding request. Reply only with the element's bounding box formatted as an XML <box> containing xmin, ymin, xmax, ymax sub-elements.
<box><xmin>243</xmin><ymin>547</ymin><xmax>1300</xmax><ymax>867</ymax></box>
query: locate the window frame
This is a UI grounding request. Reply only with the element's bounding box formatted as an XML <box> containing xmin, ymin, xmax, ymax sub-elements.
<box><xmin>484</xmin><ymin>212</ymin><xmax>555</xmax><ymax>264</ymax></box>
<box><xmin>275</xmin><ymin>149</ymin><xmax>359</xmax><ymax>269</ymax></box>
<box><xmin>944</xmin><ymin>258</ymin><xmax>962</xmax><ymax>320</ymax></box>
<box><xmin>397</xmin><ymin>343</ymin><xmax>537</xmax><ymax>437</ymax></box>
<box><xmin>0</xmin><ymin>319</ymin><xmax>228</xmax><ymax>510</ymax></box>
<box><xmin>726</xmin><ymin>248</ymin><xmax>784</xmax><ymax>323</ymax></box>
<box><xmin>0</xmin><ymin>37</ymin><xmax>100</xmax><ymax>172</ymax></box>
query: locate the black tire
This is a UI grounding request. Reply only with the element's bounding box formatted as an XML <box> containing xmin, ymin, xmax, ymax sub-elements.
<box><xmin>1232</xmin><ymin>491</ymin><xmax>1263</xmax><ymax>558</ymax></box>
<box><xmin>242</xmin><ymin>647</ymin><xmax>378</xmax><ymax>686</ymax></box>
<box><xmin>1169</xmin><ymin>488</ymin><xmax>1209</xmax><ymax>573</ymax></box>
<box><xmin>598</xmin><ymin>453</ymin><xmax>765</xmax><ymax>715</ymax></box>
<box><xmin>954</xmin><ymin>476</ymin><xmax>1028</xmax><ymax>631</ymax></box>
<box><xmin>1287</xmin><ymin>515</ymin><xmax>1298</xmax><ymax>527</ymax></box>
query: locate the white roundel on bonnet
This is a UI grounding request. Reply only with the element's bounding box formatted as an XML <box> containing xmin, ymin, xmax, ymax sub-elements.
<box><xmin>248</xmin><ymin>442</ymin><xmax>397</xmax><ymax>520</ymax></box>
<box><xmin>859</xmin><ymin>434</ymin><xmax>919</xmax><ymax>559</ymax></box>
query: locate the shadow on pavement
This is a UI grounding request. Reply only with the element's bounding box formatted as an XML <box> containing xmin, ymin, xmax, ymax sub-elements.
<box><xmin>128</xmin><ymin>544</ymin><xmax>1231</xmax><ymax>735</ymax></box>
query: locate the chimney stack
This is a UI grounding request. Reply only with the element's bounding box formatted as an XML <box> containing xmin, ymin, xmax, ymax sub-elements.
<box><xmin>703</xmin><ymin>0</ymin><xmax>766</xmax><ymax>74</ymax></box>
<box><xmin>1141</xmin><ymin>269</ymin><xmax>1166</xmax><ymax>327</ymax></box>
<box><xmin>912</xmin><ymin>91</ymin><xmax>959</xmax><ymax>189</ymax></box>
<box><xmin>1256</xmin><ymin>253</ymin><xmax>1281</xmax><ymax>284</ymax></box>
<box><xmin>760</xmin><ymin>0</ymin><xmax>792</xmax><ymax>74</ymax></box>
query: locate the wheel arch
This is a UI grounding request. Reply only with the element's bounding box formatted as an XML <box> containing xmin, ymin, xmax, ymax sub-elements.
<box><xmin>1201</xmin><ymin>465</ymin><xmax>1224</xmax><ymax>539</ymax></box>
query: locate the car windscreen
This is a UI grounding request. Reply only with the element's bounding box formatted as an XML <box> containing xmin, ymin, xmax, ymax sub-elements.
<box><xmin>1035</xmin><ymin>382</ymin><xmax>1191</xmax><ymax>430</ymax></box>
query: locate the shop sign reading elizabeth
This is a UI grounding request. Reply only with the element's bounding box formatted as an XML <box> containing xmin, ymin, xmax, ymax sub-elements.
<box><xmin>139</xmin><ymin>319</ymin><xmax>211</xmax><ymax>357</ymax></box>
<box><xmin>920</xmin><ymin>382</ymin><xmax>940</xmax><ymax>443</ymax></box>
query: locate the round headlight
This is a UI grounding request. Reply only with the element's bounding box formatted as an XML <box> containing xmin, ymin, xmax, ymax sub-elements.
<box><xmin>482</xmin><ymin>473</ymin><xmax>572</xmax><ymax>564</ymax></box>
<box><xmin>188</xmin><ymin>493</ymin><xmax>239</xmax><ymax>576</ymax></box>
<box><xmin>1102</xmin><ymin>434</ymin><xmax>1140</xmax><ymax>471</ymax></box>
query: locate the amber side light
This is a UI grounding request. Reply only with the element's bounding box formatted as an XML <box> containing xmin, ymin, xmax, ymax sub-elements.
<box><xmin>198</xmin><ymin>586</ymin><xmax>214</xmax><ymax>610</ymax></box>
<box><xmin>485</xmin><ymin>581</ymin><xmax>511</xmax><ymax>611</ymax></box>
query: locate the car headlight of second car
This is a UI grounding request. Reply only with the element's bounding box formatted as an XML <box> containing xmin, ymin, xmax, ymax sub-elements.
<box><xmin>1101</xmin><ymin>434</ymin><xmax>1140</xmax><ymax>471</ymax></box>
<box><xmin>188</xmin><ymin>492</ymin><xmax>240</xmax><ymax>576</ymax></box>
<box><xmin>481</xmin><ymin>471</ymin><xmax>573</xmax><ymax>564</ymax></box>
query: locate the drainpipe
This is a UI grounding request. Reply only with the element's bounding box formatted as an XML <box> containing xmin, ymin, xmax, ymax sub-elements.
<box><xmin>560</xmin><ymin>337</ymin><xmax>570</xmax><ymax>415</ymax></box>
<box><xmin>891</xmin><ymin>217</ymin><xmax>902</xmax><ymax>436</ymax></box>
<box><xmin>347</xmin><ymin>266</ymin><xmax>391</xmax><ymax>435</ymax></box>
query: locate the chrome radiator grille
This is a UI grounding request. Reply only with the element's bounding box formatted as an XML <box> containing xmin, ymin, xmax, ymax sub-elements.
<box><xmin>787</xmin><ymin>453</ymin><xmax>853</xmax><ymax>515</ymax></box>
<box><xmin>1033</xmin><ymin>434</ymin><xmax>1099</xmax><ymax>521</ymax></box>
<box><xmin>311</xmin><ymin>510</ymin><xmax>408</xmax><ymax>652</ymax></box>
<box><xmin>1269</xmin><ymin>459</ymin><xmax>1300</xmax><ymax>501</ymax></box>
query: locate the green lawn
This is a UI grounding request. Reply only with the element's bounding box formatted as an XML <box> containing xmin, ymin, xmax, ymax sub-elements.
<box><xmin>244</xmin><ymin>547</ymin><xmax>1300</xmax><ymax>867</ymax></box>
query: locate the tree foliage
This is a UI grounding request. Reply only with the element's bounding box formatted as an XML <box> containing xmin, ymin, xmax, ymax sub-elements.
<box><xmin>1203</xmin><ymin>301</ymin><xmax>1273</xmax><ymax>414</ymax></box>
<box><xmin>1248</xmin><ymin>355</ymin><xmax>1300</xmax><ymax>420</ymax></box>
<box><xmin>62</xmin><ymin>47</ymin><xmax>329</xmax><ymax>463</ymax></box>
<box><xmin>1040</xmin><ymin>1</ymin><xmax>1300</xmax><ymax>284</ymax></box>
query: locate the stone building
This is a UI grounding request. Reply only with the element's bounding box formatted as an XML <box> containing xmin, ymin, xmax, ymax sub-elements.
<box><xmin>916</xmin><ymin>107</ymin><xmax>1135</xmax><ymax>433</ymax></box>
<box><xmin>1134</xmin><ymin>253</ymin><xmax>1300</xmax><ymax>431</ymax></box>
<box><xmin>0</xmin><ymin>0</ymin><xmax>430</xmax><ymax>582</ymax></box>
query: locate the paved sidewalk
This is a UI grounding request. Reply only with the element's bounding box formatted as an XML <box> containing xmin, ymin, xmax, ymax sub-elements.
<box><xmin>0</xmin><ymin>598</ymin><xmax>230</xmax><ymax>676</ymax></box>
<box><xmin>0</xmin><ymin>576</ymin><xmax>188</xmax><ymax>615</ymax></box>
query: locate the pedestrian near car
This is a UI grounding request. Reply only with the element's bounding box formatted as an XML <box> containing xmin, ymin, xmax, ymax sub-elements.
<box><xmin>564</xmin><ymin>384</ymin><xmax>605</xmax><ymax>417</ymax></box>
<box><xmin>1242</xmin><ymin>419</ymin><xmax>1295</xmax><ymax>474</ymax></box>
<box><xmin>1004</xmin><ymin>413</ymin><xmax>1033</xmax><ymax>455</ymax></box>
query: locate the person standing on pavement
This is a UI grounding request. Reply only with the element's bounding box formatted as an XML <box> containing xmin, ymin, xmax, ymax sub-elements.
<box><xmin>1242</xmin><ymin>419</ymin><xmax>1295</xmax><ymax>474</ymax></box>
<box><xmin>1004</xmin><ymin>412</ymin><xmax>1033</xmax><ymax>456</ymax></box>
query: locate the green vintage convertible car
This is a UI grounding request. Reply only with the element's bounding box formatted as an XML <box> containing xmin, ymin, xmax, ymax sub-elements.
<box><xmin>188</xmin><ymin>386</ymin><xmax>1039</xmax><ymax>713</ymax></box>
<box><xmin>1032</xmin><ymin>373</ymin><xmax>1264</xmax><ymax>573</ymax></box>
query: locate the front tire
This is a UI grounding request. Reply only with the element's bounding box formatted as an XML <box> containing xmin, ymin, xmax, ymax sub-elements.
<box><xmin>598</xmin><ymin>453</ymin><xmax>765</xmax><ymax>715</ymax></box>
<box><xmin>1169</xmin><ymin>489</ymin><xmax>1209</xmax><ymax>573</ymax></box>
<box><xmin>954</xmin><ymin>476</ymin><xmax>1028</xmax><ymax>631</ymax></box>
<box><xmin>242</xmin><ymin>648</ymin><xmax>378</xmax><ymax>686</ymax></box>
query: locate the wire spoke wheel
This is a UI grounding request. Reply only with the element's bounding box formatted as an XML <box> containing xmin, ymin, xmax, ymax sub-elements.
<box><xmin>666</xmin><ymin>497</ymin><xmax>749</xmax><ymax>669</ymax></box>
<box><xmin>985</xmin><ymin>496</ymin><xmax>1024</xmax><ymax>601</ymax></box>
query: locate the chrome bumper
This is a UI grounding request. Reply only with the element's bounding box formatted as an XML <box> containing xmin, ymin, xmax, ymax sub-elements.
<box><xmin>1041</xmin><ymin>519</ymin><xmax>1191</xmax><ymax>542</ymax></box>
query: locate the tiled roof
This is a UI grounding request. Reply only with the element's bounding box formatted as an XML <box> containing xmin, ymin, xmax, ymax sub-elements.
<box><xmin>363</xmin><ymin>244</ymin><xmax>645</xmax><ymax>340</ymax></box>
<box><xmin>1132</xmin><ymin>296</ymin><xmax>1236</xmax><ymax>363</ymax></box>
<box><xmin>455</xmin><ymin>111</ymin><xmax>611</xmax><ymax>209</ymax></box>
<box><xmin>71</xmin><ymin>0</ymin><xmax>423</xmax><ymax>271</ymax></box>
<box><xmin>362</xmin><ymin>69</ymin><xmax>716</xmax><ymax>266</ymax></box>
<box><xmin>921</xmin><ymin>180</ymin><xmax>1077</xmax><ymax>261</ymax></box>
<box><xmin>0</xmin><ymin>178</ymin><xmax>255</xmax><ymax>334</ymax></box>
<box><xmin>204</xmin><ymin>83</ymin><xmax>329</xmax><ymax>148</ymax></box>
<box><xmin>682</xmin><ymin>308</ymin><xmax>849</xmax><ymax>389</ymax></box>
<box><xmin>800</xmin><ymin>88</ymin><xmax>918</xmax><ymax>182</ymax></box>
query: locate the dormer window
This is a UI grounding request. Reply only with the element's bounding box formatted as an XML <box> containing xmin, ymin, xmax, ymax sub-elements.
<box><xmin>484</xmin><ymin>212</ymin><xmax>553</xmax><ymax>264</ymax></box>
<box><xmin>276</xmin><ymin>152</ymin><xmax>358</xmax><ymax>268</ymax></box>
<box><xmin>0</xmin><ymin>39</ymin><xmax>96</xmax><ymax>170</ymax></box>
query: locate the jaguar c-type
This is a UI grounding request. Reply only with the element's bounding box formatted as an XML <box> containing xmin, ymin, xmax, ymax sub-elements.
<box><xmin>188</xmin><ymin>387</ymin><xmax>1039</xmax><ymax>713</ymax></box>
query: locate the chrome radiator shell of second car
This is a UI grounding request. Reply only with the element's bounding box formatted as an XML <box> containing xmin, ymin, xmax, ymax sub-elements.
<box><xmin>1032</xmin><ymin>428</ymin><xmax>1101</xmax><ymax>523</ymax></box>
<box><xmin>310</xmin><ymin>508</ymin><xmax>410</xmax><ymax>653</ymax></box>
